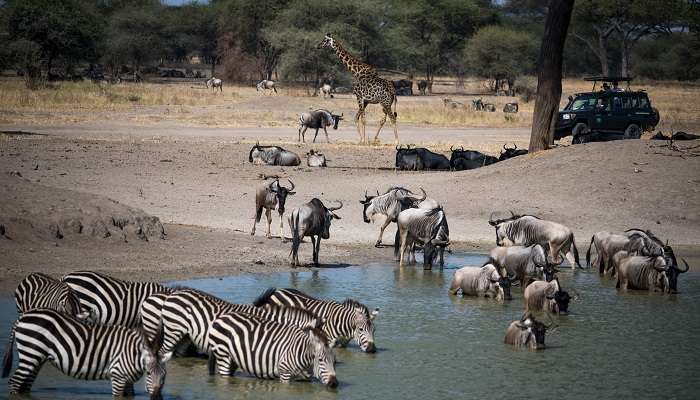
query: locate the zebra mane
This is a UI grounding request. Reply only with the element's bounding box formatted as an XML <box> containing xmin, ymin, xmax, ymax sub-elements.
<box><xmin>252</xmin><ymin>287</ymin><xmax>276</xmax><ymax>307</ymax></box>
<box><xmin>342</xmin><ymin>299</ymin><xmax>368</xmax><ymax>312</ymax></box>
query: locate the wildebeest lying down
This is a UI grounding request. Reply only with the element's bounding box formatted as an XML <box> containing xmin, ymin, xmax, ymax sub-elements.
<box><xmin>249</xmin><ymin>142</ymin><xmax>301</xmax><ymax>166</ymax></box>
<box><xmin>504</xmin><ymin>314</ymin><xmax>550</xmax><ymax>350</ymax></box>
<box><xmin>498</xmin><ymin>144</ymin><xmax>528</xmax><ymax>161</ymax></box>
<box><xmin>523</xmin><ymin>280</ymin><xmax>570</xmax><ymax>315</ymax></box>
<box><xmin>449</xmin><ymin>146</ymin><xmax>498</xmax><ymax>170</ymax></box>
<box><xmin>614</xmin><ymin>251</ymin><xmax>672</xmax><ymax>292</ymax></box>
<box><xmin>572</xmin><ymin>131</ymin><xmax>628</xmax><ymax>144</ymax></box>
<box><xmin>306</xmin><ymin>149</ymin><xmax>327</xmax><ymax>167</ymax></box>
<box><xmin>289</xmin><ymin>199</ymin><xmax>343</xmax><ymax>267</ymax></box>
<box><xmin>651</xmin><ymin>131</ymin><xmax>700</xmax><ymax>141</ymax></box>
<box><xmin>489</xmin><ymin>212</ymin><xmax>582</xmax><ymax>269</ymax></box>
<box><xmin>448</xmin><ymin>263</ymin><xmax>512</xmax><ymax>301</ymax></box>
<box><xmin>395</xmin><ymin>145</ymin><xmax>451</xmax><ymax>170</ymax></box>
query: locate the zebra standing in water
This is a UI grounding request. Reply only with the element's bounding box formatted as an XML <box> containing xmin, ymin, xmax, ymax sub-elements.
<box><xmin>152</xmin><ymin>288</ymin><xmax>323</xmax><ymax>362</ymax></box>
<box><xmin>62</xmin><ymin>271</ymin><xmax>173</xmax><ymax>328</ymax></box>
<box><xmin>2</xmin><ymin>309</ymin><xmax>166</xmax><ymax>397</ymax></box>
<box><xmin>14</xmin><ymin>272</ymin><xmax>92</xmax><ymax>321</ymax></box>
<box><xmin>253</xmin><ymin>288</ymin><xmax>379</xmax><ymax>353</ymax></box>
<box><xmin>208</xmin><ymin>312</ymin><xmax>338</xmax><ymax>387</ymax></box>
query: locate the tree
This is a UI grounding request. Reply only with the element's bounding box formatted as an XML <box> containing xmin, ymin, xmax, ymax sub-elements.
<box><xmin>103</xmin><ymin>3</ymin><xmax>164</xmax><ymax>75</ymax></box>
<box><xmin>529</xmin><ymin>0</ymin><xmax>575</xmax><ymax>153</ymax></box>
<box><xmin>464</xmin><ymin>25</ymin><xmax>538</xmax><ymax>93</ymax></box>
<box><xmin>4</xmin><ymin>0</ymin><xmax>102</xmax><ymax>84</ymax></box>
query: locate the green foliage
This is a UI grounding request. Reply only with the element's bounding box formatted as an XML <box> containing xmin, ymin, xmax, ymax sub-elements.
<box><xmin>464</xmin><ymin>25</ymin><xmax>537</xmax><ymax>86</ymax></box>
<box><xmin>103</xmin><ymin>3</ymin><xmax>164</xmax><ymax>72</ymax></box>
<box><xmin>633</xmin><ymin>34</ymin><xmax>700</xmax><ymax>81</ymax></box>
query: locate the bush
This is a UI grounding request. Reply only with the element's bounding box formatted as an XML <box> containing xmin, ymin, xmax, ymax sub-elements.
<box><xmin>514</xmin><ymin>77</ymin><xmax>537</xmax><ymax>103</ymax></box>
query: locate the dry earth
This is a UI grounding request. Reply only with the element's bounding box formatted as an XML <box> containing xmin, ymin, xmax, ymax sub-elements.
<box><xmin>1</xmin><ymin>124</ymin><xmax>699</xmax><ymax>294</ymax></box>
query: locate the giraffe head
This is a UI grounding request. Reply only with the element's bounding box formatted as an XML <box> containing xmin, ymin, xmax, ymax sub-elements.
<box><xmin>317</xmin><ymin>33</ymin><xmax>335</xmax><ymax>49</ymax></box>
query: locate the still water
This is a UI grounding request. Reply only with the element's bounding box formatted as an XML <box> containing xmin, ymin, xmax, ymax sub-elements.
<box><xmin>1</xmin><ymin>252</ymin><xmax>699</xmax><ymax>400</ymax></box>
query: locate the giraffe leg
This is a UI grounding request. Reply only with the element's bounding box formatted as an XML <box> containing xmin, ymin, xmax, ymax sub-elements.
<box><xmin>373</xmin><ymin>112</ymin><xmax>388</xmax><ymax>144</ymax></box>
<box><xmin>355</xmin><ymin>100</ymin><xmax>366</xmax><ymax>144</ymax></box>
<box><xmin>390</xmin><ymin>101</ymin><xmax>399</xmax><ymax>145</ymax></box>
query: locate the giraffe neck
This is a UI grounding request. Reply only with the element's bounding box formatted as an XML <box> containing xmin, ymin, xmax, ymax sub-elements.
<box><xmin>332</xmin><ymin>41</ymin><xmax>371</xmax><ymax>77</ymax></box>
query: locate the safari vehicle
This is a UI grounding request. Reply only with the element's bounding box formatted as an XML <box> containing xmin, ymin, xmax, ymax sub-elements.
<box><xmin>554</xmin><ymin>77</ymin><xmax>659</xmax><ymax>141</ymax></box>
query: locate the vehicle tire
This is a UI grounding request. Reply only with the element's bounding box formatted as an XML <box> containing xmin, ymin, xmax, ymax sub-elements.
<box><xmin>624</xmin><ymin>124</ymin><xmax>641</xmax><ymax>139</ymax></box>
<box><xmin>571</xmin><ymin>122</ymin><xmax>590</xmax><ymax>137</ymax></box>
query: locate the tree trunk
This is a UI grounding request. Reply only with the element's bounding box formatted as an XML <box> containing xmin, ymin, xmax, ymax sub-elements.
<box><xmin>597</xmin><ymin>33</ymin><xmax>609</xmax><ymax>76</ymax></box>
<box><xmin>529</xmin><ymin>0</ymin><xmax>575</xmax><ymax>153</ymax></box>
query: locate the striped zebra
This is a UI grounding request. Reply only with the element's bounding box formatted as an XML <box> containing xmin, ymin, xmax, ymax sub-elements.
<box><xmin>209</xmin><ymin>312</ymin><xmax>337</xmax><ymax>387</ymax></box>
<box><xmin>14</xmin><ymin>272</ymin><xmax>92</xmax><ymax>321</ymax></box>
<box><xmin>1</xmin><ymin>309</ymin><xmax>166</xmax><ymax>398</ymax></box>
<box><xmin>62</xmin><ymin>271</ymin><xmax>173</xmax><ymax>327</ymax></box>
<box><xmin>153</xmin><ymin>288</ymin><xmax>323</xmax><ymax>362</ymax></box>
<box><xmin>253</xmin><ymin>288</ymin><xmax>379</xmax><ymax>353</ymax></box>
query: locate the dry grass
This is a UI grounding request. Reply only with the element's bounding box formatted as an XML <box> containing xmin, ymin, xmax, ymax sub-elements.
<box><xmin>0</xmin><ymin>77</ymin><xmax>698</xmax><ymax>132</ymax></box>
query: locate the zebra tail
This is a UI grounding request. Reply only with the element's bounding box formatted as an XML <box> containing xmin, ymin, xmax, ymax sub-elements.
<box><xmin>252</xmin><ymin>287</ymin><xmax>276</xmax><ymax>307</ymax></box>
<box><xmin>290</xmin><ymin>212</ymin><xmax>301</xmax><ymax>259</ymax></box>
<box><xmin>207</xmin><ymin>353</ymin><xmax>216</xmax><ymax>376</ymax></box>
<box><xmin>2</xmin><ymin>323</ymin><xmax>16</xmax><ymax>378</ymax></box>
<box><xmin>585</xmin><ymin>235</ymin><xmax>595</xmax><ymax>267</ymax></box>
<box><xmin>570</xmin><ymin>233</ymin><xmax>581</xmax><ymax>268</ymax></box>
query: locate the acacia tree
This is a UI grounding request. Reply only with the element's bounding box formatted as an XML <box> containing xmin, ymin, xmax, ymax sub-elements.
<box><xmin>529</xmin><ymin>0</ymin><xmax>575</xmax><ymax>153</ymax></box>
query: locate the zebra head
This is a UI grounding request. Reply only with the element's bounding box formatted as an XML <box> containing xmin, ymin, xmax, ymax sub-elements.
<box><xmin>317</xmin><ymin>33</ymin><xmax>335</xmax><ymax>49</ymax></box>
<box><xmin>305</xmin><ymin>327</ymin><xmax>337</xmax><ymax>388</ymax></box>
<box><xmin>140</xmin><ymin>327</ymin><xmax>166</xmax><ymax>399</ymax></box>
<box><xmin>344</xmin><ymin>300</ymin><xmax>379</xmax><ymax>353</ymax></box>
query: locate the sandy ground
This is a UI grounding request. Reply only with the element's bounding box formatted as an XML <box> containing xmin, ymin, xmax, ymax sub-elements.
<box><xmin>1</xmin><ymin>123</ymin><xmax>699</xmax><ymax>294</ymax></box>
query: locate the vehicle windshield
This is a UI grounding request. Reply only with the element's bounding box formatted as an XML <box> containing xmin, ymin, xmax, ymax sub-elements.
<box><xmin>566</xmin><ymin>95</ymin><xmax>597</xmax><ymax>111</ymax></box>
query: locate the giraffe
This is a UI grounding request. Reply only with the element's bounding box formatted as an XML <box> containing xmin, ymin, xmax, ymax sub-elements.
<box><xmin>317</xmin><ymin>34</ymin><xmax>399</xmax><ymax>145</ymax></box>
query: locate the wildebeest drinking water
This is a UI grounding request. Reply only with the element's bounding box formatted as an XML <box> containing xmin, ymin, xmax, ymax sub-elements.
<box><xmin>504</xmin><ymin>314</ymin><xmax>551</xmax><ymax>350</ymax></box>
<box><xmin>298</xmin><ymin>109</ymin><xmax>343</xmax><ymax>143</ymax></box>
<box><xmin>289</xmin><ymin>199</ymin><xmax>343</xmax><ymax>267</ymax></box>
<box><xmin>488</xmin><ymin>244</ymin><xmax>547</xmax><ymax>287</ymax></box>
<box><xmin>614</xmin><ymin>252</ymin><xmax>674</xmax><ymax>292</ymax></box>
<box><xmin>395</xmin><ymin>206</ymin><xmax>449</xmax><ymax>269</ymax></box>
<box><xmin>360</xmin><ymin>186</ymin><xmax>426</xmax><ymax>247</ymax></box>
<box><xmin>251</xmin><ymin>176</ymin><xmax>296</xmax><ymax>239</ymax></box>
<box><xmin>249</xmin><ymin>142</ymin><xmax>301</xmax><ymax>166</ymax></box>
<box><xmin>488</xmin><ymin>212</ymin><xmax>582</xmax><ymax>269</ymax></box>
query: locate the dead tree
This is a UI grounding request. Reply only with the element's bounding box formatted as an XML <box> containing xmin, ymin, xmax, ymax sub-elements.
<box><xmin>529</xmin><ymin>0</ymin><xmax>575</xmax><ymax>153</ymax></box>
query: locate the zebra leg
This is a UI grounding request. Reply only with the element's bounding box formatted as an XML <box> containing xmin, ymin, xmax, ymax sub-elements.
<box><xmin>110</xmin><ymin>374</ymin><xmax>133</xmax><ymax>397</ymax></box>
<box><xmin>266</xmin><ymin>208</ymin><xmax>272</xmax><ymax>239</ymax></box>
<box><xmin>8</xmin><ymin>357</ymin><xmax>46</xmax><ymax>394</ymax></box>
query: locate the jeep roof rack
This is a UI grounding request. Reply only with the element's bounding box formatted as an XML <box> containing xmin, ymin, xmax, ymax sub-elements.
<box><xmin>584</xmin><ymin>76</ymin><xmax>633</xmax><ymax>91</ymax></box>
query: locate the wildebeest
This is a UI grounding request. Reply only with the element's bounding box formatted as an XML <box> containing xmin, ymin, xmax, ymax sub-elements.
<box><xmin>448</xmin><ymin>263</ymin><xmax>512</xmax><ymax>301</ymax></box>
<box><xmin>651</xmin><ymin>131</ymin><xmax>700</xmax><ymax>141</ymax></box>
<box><xmin>657</xmin><ymin>244</ymin><xmax>690</xmax><ymax>293</ymax></box>
<box><xmin>614</xmin><ymin>251</ymin><xmax>670</xmax><ymax>292</ymax></box>
<box><xmin>320</xmin><ymin>83</ymin><xmax>334</xmax><ymax>99</ymax></box>
<box><xmin>498</xmin><ymin>144</ymin><xmax>528</xmax><ymax>161</ymax></box>
<box><xmin>248</xmin><ymin>142</ymin><xmax>301</xmax><ymax>166</ymax></box>
<box><xmin>449</xmin><ymin>146</ymin><xmax>498</xmax><ymax>170</ymax></box>
<box><xmin>523</xmin><ymin>280</ymin><xmax>570</xmax><ymax>315</ymax></box>
<box><xmin>306</xmin><ymin>149</ymin><xmax>327</xmax><ymax>167</ymax></box>
<box><xmin>256</xmin><ymin>79</ymin><xmax>278</xmax><ymax>94</ymax></box>
<box><xmin>417</xmin><ymin>80</ymin><xmax>428</xmax><ymax>95</ymax></box>
<box><xmin>503</xmin><ymin>103</ymin><xmax>519</xmax><ymax>113</ymax></box>
<box><xmin>395</xmin><ymin>145</ymin><xmax>451</xmax><ymax>170</ymax></box>
<box><xmin>472</xmin><ymin>98</ymin><xmax>495</xmax><ymax>112</ymax></box>
<box><xmin>360</xmin><ymin>187</ymin><xmax>426</xmax><ymax>247</ymax></box>
<box><xmin>251</xmin><ymin>177</ymin><xmax>296</xmax><ymax>239</ymax></box>
<box><xmin>392</xmin><ymin>79</ymin><xmax>413</xmax><ymax>96</ymax></box>
<box><xmin>572</xmin><ymin>131</ymin><xmax>627</xmax><ymax>144</ymax></box>
<box><xmin>504</xmin><ymin>314</ymin><xmax>550</xmax><ymax>350</ymax></box>
<box><xmin>206</xmin><ymin>77</ymin><xmax>223</xmax><ymax>92</ymax></box>
<box><xmin>488</xmin><ymin>213</ymin><xmax>581</xmax><ymax>269</ymax></box>
<box><xmin>443</xmin><ymin>98</ymin><xmax>466</xmax><ymax>109</ymax></box>
<box><xmin>395</xmin><ymin>207</ymin><xmax>449</xmax><ymax>269</ymax></box>
<box><xmin>586</xmin><ymin>231</ymin><xmax>650</xmax><ymax>275</ymax></box>
<box><xmin>298</xmin><ymin>109</ymin><xmax>343</xmax><ymax>143</ymax></box>
<box><xmin>488</xmin><ymin>244</ymin><xmax>547</xmax><ymax>287</ymax></box>
<box><xmin>289</xmin><ymin>199</ymin><xmax>343</xmax><ymax>267</ymax></box>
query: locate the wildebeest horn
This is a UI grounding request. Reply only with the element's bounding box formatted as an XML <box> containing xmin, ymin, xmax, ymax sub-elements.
<box><xmin>488</xmin><ymin>211</ymin><xmax>498</xmax><ymax>224</ymax></box>
<box><xmin>376</xmin><ymin>189</ymin><xmax>380</xmax><ymax>196</ymax></box>
<box><xmin>270</xmin><ymin>180</ymin><xmax>279</xmax><ymax>192</ymax></box>
<box><xmin>450</xmin><ymin>145</ymin><xmax>454</xmax><ymax>151</ymax></box>
<box><xmin>287</xmin><ymin>179</ymin><xmax>295</xmax><ymax>192</ymax></box>
<box><xmin>679</xmin><ymin>258</ymin><xmax>690</xmax><ymax>273</ymax></box>
<box><xmin>459</xmin><ymin>146</ymin><xmax>464</xmax><ymax>152</ymax></box>
<box><xmin>509</xmin><ymin>210</ymin><xmax>516</xmax><ymax>218</ymax></box>
<box><xmin>513</xmin><ymin>143</ymin><xmax>517</xmax><ymax>149</ymax></box>
<box><xmin>503</xmin><ymin>144</ymin><xmax>507</xmax><ymax>150</ymax></box>
<box><xmin>327</xmin><ymin>200</ymin><xmax>343</xmax><ymax>211</ymax></box>
<box><xmin>396</xmin><ymin>145</ymin><xmax>400</xmax><ymax>150</ymax></box>
<box><xmin>364</xmin><ymin>189</ymin><xmax>368</xmax><ymax>199</ymax></box>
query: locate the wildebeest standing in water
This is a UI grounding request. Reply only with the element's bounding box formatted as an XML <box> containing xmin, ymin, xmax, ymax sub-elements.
<box><xmin>488</xmin><ymin>244</ymin><xmax>547</xmax><ymax>287</ymax></box>
<box><xmin>395</xmin><ymin>207</ymin><xmax>449</xmax><ymax>269</ymax></box>
<box><xmin>523</xmin><ymin>280</ymin><xmax>571</xmax><ymax>315</ymax></box>
<box><xmin>249</xmin><ymin>142</ymin><xmax>301</xmax><ymax>166</ymax></box>
<box><xmin>360</xmin><ymin>187</ymin><xmax>426</xmax><ymax>247</ymax></box>
<box><xmin>289</xmin><ymin>199</ymin><xmax>343</xmax><ymax>267</ymax></box>
<box><xmin>614</xmin><ymin>251</ymin><xmax>671</xmax><ymax>292</ymax></box>
<box><xmin>448</xmin><ymin>263</ymin><xmax>512</xmax><ymax>301</ymax></box>
<box><xmin>488</xmin><ymin>212</ymin><xmax>582</xmax><ymax>269</ymax></box>
<box><xmin>504</xmin><ymin>314</ymin><xmax>550</xmax><ymax>350</ymax></box>
<box><xmin>251</xmin><ymin>177</ymin><xmax>296</xmax><ymax>239</ymax></box>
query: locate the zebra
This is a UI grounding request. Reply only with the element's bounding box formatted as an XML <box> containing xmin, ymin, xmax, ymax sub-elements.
<box><xmin>62</xmin><ymin>270</ymin><xmax>173</xmax><ymax>328</ymax></box>
<box><xmin>14</xmin><ymin>272</ymin><xmax>92</xmax><ymax>321</ymax></box>
<box><xmin>152</xmin><ymin>288</ymin><xmax>324</xmax><ymax>362</ymax></box>
<box><xmin>208</xmin><ymin>312</ymin><xmax>338</xmax><ymax>387</ymax></box>
<box><xmin>2</xmin><ymin>309</ymin><xmax>166</xmax><ymax>398</ymax></box>
<box><xmin>253</xmin><ymin>288</ymin><xmax>379</xmax><ymax>353</ymax></box>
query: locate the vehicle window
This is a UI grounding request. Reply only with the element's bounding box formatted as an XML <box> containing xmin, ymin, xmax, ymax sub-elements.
<box><xmin>621</xmin><ymin>96</ymin><xmax>631</xmax><ymax>109</ymax></box>
<box><xmin>612</xmin><ymin>96</ymin><xmax>622</xmax><ymax>110</ymax></box>
<box><xmin>596</xmin><ymin>97</ymin><xmax>611</xmax><ymax>112</ymax></box>
<box><xmin>570</xmin><ymin>97</ymin><xmax>596</xmax><ymax>111</ymax></box>
<box><xmin>630</xmin><ymin>95</ymin><xmax>639</xmax><ymax>108</ymax></box>
<box><xmin>638</xmin><ymin>95</ymin><xmax>650</xmax><ymax>109</ymax></box>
